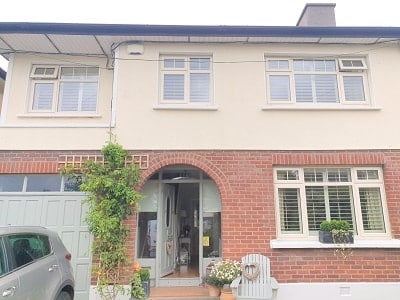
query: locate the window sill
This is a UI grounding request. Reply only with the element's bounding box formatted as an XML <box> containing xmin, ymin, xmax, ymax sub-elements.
<box><xmin>17</xmin><ymin>113</ymin><xmax>102</xmax><ymax>118</ymax></box>
<box><xmin>270</xmin><ymin>239</ymin><xmax>400</xmax><ymax>249</ymax></box>
<box><xmin>262</xmin><ymin>105</ymin><xmax>382</xmax><ymax>111</ymax></box>
<box><xmin>153</xmin><ymin>104</ymin><xmax>218</xmax><ymax>111</ymax></box>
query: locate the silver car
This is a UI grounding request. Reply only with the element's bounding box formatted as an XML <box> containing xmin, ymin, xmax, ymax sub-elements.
<box><xmin>0</xmin><ymin>226</ymin><xmax>74</xmax><ymax>300</ymax></box>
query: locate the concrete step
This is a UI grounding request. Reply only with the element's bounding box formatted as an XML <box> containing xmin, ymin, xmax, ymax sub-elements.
<box><xmin>148</xmin><ymin>286</ymin><xmax>219</xmax><ymax>300</ymax></box>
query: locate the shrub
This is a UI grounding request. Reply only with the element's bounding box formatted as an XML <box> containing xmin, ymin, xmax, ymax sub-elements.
<box><xmin>320</xmin><ymin>219</ymin><xmax>350</xmax><ymax>232</ymax></box>
<box><xmin>138</xmin><ymin>268</ymin><xmax>150</xmax><ymax>282</ymax></box>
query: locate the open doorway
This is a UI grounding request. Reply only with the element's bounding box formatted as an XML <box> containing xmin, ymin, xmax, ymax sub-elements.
<box><xmin>136</xmin><ymin>166</ymin><xmax>222</xmax><ymax>287</ymax></box>
<box><xmin>168</xmin><ymin>183</ymin><xmax>199</xmax><ymax>279</ymax></box>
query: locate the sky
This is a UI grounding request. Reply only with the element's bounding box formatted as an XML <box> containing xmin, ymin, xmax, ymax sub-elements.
<box><xmin>1</xmin><ymin>0</ymin><xmax>399</xmax><ymax>70</ymax></box>
<box><xmin>1</xmin><ymin>0</ymin><xmax>400</xmax><ymax>27</ymax></box>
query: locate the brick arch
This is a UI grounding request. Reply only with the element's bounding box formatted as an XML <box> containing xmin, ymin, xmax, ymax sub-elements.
<box><xmin>138</xmin><ymin>152</ymin><xmax>232</xmax><ymax>200</ymax></box>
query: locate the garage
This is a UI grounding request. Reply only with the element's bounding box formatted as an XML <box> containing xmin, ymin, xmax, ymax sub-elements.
<box><xmin>0</xmin><ymin>175</ymin><xmax>91</xmax><ymax>300</ymax></box>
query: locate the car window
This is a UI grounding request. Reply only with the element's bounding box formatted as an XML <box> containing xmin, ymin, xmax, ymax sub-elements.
<box><xmin>0</xmin><ymin>238</ymin><xmax>6</xmax><ymax>276</ymax></box>
<box><xmin>8</xmin><ymin>234</ymin><xmax>51</xmax><ymax>268</ymax></box>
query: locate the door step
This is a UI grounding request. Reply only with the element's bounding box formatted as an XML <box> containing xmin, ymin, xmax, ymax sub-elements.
<box><xmin>149</xmin><ymin>286</ymin><xmax>219</xmax><ymax>300</ymax></box>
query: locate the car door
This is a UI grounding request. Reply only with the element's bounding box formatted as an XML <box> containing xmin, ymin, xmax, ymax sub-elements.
<box><xmin>7</xmin><ymin>234</ymin><xmax>62</xmax><ymax>300</ymax></box>
<box><xmin>0</xmin><ymin>236</ymin><xmax>20</xmax><ymax>299</ymax></box>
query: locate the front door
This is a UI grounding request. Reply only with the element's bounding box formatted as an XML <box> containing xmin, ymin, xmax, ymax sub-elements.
<box><xmin>159</xmin><ymin>184</ymin><xmax>175</xmax><ymax>277</ymax></box>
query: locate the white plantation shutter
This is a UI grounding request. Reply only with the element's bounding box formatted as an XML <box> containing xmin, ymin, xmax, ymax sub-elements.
<box><xmin>190</xmin><ymin>73</ymin><xmax>209</xmax><ymax>102</ymax></box>
<box><xmin>58</xmin><ymin>82</ymin><xmax>98</xmax><ymax>111</ymax></box>
<box><xmin>327</xmin><ymin>186</ymin><xmax>355</xmax><ymax>229</ymax></box>
<box><xmin>32</xmin><ymin>83</ymin><xmax>54</xmax><ymax>110</ymax></box>
<box><xmin>278</xmin><ymin>188</ymin><xmax>302</xmax><ymax>233</ymax></box>
<box><xmin>343</xmin><ymin>76</ymin><xmax>365</xmax><ymax>101</ymax></box>
<box><xmin>81</xmin><ymin>83</ymin><xmax>98</xmax><ymax>111</ymax></box>
<box><xmin>189</xmin><ymin>58</ymin><xmax>210</xmax><ymax>103</ymax></box>
<box><xmin>305</xmin><ymin>186</ymin><xmax>327</xmax><ymax>230</ymax></box>
<box><xmin>269</xmin><ymin>75</ymin><xmax>290</xmax><ymax>101</ymax></box>
<box><xmin>295</xmin><ymin>74</ymin><xmax>338</xmax><ymax>103</ymax></box>
<box><xmin>359</xmin><ymin>188</ymin><xmax>385</xmax><ymax>232</ymax></box>
<box><xmin>59</xmin><ymin>82</ymin><xmax>79</xmax><ymax>111</ymax></box>
<box><xmin>163</xmin><ymin>74</ymin><xmax>184</xmax><ymax>100</ymax></box>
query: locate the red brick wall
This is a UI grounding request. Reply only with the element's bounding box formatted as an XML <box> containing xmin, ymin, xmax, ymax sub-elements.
<box><xmin>1</xmin><ymin>149</ymin><xmax>400</xmax><ymax>283</ymax></box>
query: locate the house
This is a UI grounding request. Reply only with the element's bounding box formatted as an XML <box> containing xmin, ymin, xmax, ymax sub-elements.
<box><xmin>1</xmin><ymin>3</ymin><xmax>400</xmax><ymax>299</ymax></box>
<box><xmin>0</xmin><ymin>67</ymin><xmax>5</xmax><ymax>109</ymax></box>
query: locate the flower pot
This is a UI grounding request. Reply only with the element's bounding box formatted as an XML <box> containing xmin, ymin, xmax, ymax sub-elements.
<box><xmin>141</xmin><ymin>280</ymin><xmax>150</xmax><ymax>298</ymax></box>
<box><xmin>206</xmin><ymin>284</ymin><xmax>221</xmax><ymax>297</ymax></box>
<box><xmin>220</xmin><ymin>287</ymin><xmax>235</xmax><ymax>300</ymax></box>
<box><xmin>319</xmin><ymin>230</ymin><xmax>354</xmax><ymax>244</ymax></box>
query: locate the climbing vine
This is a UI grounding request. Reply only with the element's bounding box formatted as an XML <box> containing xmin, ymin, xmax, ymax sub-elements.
<box><xmin>65</xmin><ymin>141</ymin><xmax>142</xmax><ymax>299</ymax></box>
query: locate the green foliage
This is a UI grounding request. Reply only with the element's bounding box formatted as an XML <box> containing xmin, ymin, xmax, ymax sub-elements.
<box><xmin>130</xmin><ymin>273</ymin><xmax>145</xmax><ymax>299</ymax></box>
<box><xmin>138</xmin><ymin>268</ymin><xmax>150</xmax><ymax>282</ymax></box>
<box><xmin>320</xmin><ymin>219</ymin><xmax>350</xmax><ymax>232</ymax></box>
<box><xmin>70</xmin><ymin>141</ymin><xmax>142</xmax><ymax>299</ymax></box>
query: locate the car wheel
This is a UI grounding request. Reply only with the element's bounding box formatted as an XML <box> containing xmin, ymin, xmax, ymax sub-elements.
<box><xmin>55</xmin><ymin>291</ymin><xmax>72</xmax><ymax>300</ymax></box>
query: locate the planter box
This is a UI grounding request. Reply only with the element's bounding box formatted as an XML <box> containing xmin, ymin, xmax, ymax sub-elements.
<box><xmin>142</xmin><ymin>281</ymin><xmax>150</xmax><ymax>299</ymax></box>
<box><xmin>131</xmin><ymin>281</ymin><xmax>150</xmax><ymax>299</ymax></box>
<box><xmin>319</xmin><ymin>230</ymin><xmax>354</xmax><ymax>244</ymax></box>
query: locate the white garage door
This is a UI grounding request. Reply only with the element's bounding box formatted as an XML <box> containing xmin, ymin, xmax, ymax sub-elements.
<box><xmin>0</xmin><ymin>194</ymin><xmax>91</xmax><ymax>300</ymax></box>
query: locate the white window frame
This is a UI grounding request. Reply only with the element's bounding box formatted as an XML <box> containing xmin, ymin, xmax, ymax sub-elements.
<box><xmin>29</xmin><ymin>65</ymin><xmax>99</xmax><ymax>114</ymax></box>
<box><xmin>159</xmin><ymin>55</ymin><xmax>213</xmax><ymax>106</ymax></box>
<box><xmin>274</xmin><ymin>166</ymin><xmax>390</xmax><ymax>241</ymax></box>
<box><xmin>30</xmin><ymin>65</ymin><xmax>59</xmax><ymax>79</ymax></box>
<box><xmin>338</xmin><ymin>58</ymin><xmax>367</xmax><ymax>71</ymax></box>
<box><xmin>266</xmin><ymin>57</ymin><xmax>370</xmax><ymax>107</ymax></box>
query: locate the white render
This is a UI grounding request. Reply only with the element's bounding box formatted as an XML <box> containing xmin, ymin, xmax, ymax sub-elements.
<box><xmin>277</xmin><ymin>282</ymin><xmax>400</xmax><ymax>300</ymax></box>
<box><xmin>1</xmin><ymin>42</ymin><xmax>400</xmax><ymax>151</ymax></box>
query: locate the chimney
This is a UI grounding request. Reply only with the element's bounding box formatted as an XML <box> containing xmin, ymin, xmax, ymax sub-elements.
<box><xmin>296</xmin><ymin>3</ymin><xmax>336</xmax><ymax>26</ymax></box>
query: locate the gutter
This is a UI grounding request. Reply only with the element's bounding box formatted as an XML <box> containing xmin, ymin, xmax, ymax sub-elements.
<box><xmin>0</xmin><ymin>22</ymin><xmax>400</xmax><ymax>38</ymax></box>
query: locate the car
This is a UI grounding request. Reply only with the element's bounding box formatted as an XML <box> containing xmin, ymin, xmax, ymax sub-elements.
<box><xmin>0</xmin><ymin>226</ymin><xmax>74</xmax><ymax>300</ymax></box>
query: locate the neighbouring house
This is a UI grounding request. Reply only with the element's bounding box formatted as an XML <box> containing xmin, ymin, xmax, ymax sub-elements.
<box><xmin>0</xmin><ymin>3</ymin><xmax>400</xmax><ymax>300</ymax></box>
<box><xmin>0</xmin><ymin>67</ymin><xmax>5</xmax><ymax>110</ymax></box>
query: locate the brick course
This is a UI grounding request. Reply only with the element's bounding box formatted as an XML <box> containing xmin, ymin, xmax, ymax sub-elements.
<box><xmin>1</xmin><ymin>149</ymin><xmax>400</xmax><ymax>283</ymax></box>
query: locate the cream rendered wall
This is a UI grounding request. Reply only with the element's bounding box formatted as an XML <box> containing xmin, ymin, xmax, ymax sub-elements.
<box><xmin>1</xmin><ymin>42</ymin><xmax>400</xmax><ymax>151</ymax></box>
<box><xmin>112</xmin><ymin>42</ymin><xmax>400</xmax><ymax>150</ymax></box>
<box><xmin>0</xmin><ymin>78</ymin><xmax>3</xmax><ymax>114</ymax></box>
<box><xmin>0</xmin><ymin>54</ymin><xmax>114</xmax><ymax>150</ymax></box>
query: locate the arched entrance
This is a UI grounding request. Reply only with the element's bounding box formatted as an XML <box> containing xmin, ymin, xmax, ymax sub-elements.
<box><xmin>136</xmin><ymin>165</ymin><xmax>222</xmax><ymax>287</ymax></box>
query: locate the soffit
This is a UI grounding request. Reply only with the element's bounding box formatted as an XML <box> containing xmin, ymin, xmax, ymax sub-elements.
<box><xmin>0</xmin><ymin>23</ymin><xmax>399</xmax><ymax>59</ymax></box>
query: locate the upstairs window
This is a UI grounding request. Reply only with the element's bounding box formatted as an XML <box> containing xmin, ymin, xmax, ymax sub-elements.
<box><xmin>266</xmin><ymin>58</ymin><xmax>369</xmax><ymax>106</ymax></box>
<box><xmin>30</xmin><ymin>65</ymin><xmax>99</xmax><ymax>113</ymax></box>
<box><xmin>160</xmin><ymin>56</ymin><xmax>212</xmax><ymax>105</ymax></box>
<box><xmin>274</xmin><ymin>167</ymin><xmax>389</xmax><ymax>240</ymax></box>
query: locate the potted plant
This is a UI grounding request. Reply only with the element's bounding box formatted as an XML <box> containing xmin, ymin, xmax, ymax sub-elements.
<box><xmin>138</xmin><ymin>268</ymin><xmax>150</xmax><ymax>298</ymax></box>
<box><xmin>205</xmin><ymin>272</ymin><xmax>223</xmax><ymax>297</ymax></box>
<box><xmin>209</xmin><ymin>259</ymin><xmax>241</xmax><ymax>299</ymax></box>
<box><xmin>130</xmin><ymin>262</ymin><xmax>150</xmax><ymax>299</ymax></box>
<box><xmin>319</xmin><ymin>219</ymin><xmax>354</xmax><ymax>244</ymax></box>
<box><xmin>130</xmin><ymin>273</ymin><xmax>145</xmax><ymax>300</ymax></box>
